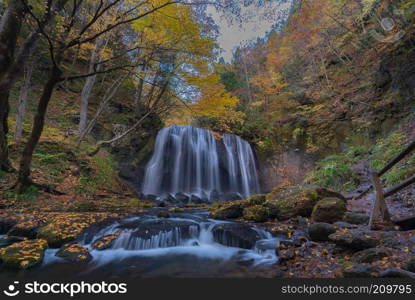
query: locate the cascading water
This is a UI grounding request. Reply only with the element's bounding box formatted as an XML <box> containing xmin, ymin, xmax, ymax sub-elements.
<box><xmin>141</xmin><ymin>126</ymin><xmax>260</xmax><ymax>202</ymax></box>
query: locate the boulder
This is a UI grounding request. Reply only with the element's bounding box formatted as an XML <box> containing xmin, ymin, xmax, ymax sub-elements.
<box><xmin>311</xmin><ymin>197</ymin><xmax>346</xmax><ymax>223</ymax></box>
<box><xmin>0</xmin><ymin>239</ymin><xmax>48</xmax><ymax>269</ymax></box>
<box><xmin>266</xmin><ymin>185</ymin><xmax>345</xmax><ymax>220</ymax></box>
<box><xmin>175</xmin><ymin>193</ymin><xmax>190</xmax><ymax>203</ymax></box>
<box><xmin>344</xmin><ymin>213</ymin><xmax>370</xmax><ymax>225</ymax></box>
<box><xmin>308</xmin><ymin>223</ymin><xmax>336</xmax><ymax>242</ymax></box>
<box><xmin>209</xmin><ymin>203</ymin><xmax>244</xmax><ymax>220</ymax></box>
<box><xmin>91</xmin><ymin>232</ymin><xmax>121</xmax><ymax>250</ymax></box>
<box><xmin>7</xmin><ymin>221</ymin><xmax>42</xmax><ymax>239</ymax></box>
<box><xmin>351</xmin><ymin>248</ymin><xmax>392</xmax><ymax>263</ymax></box>
<box><xmin>56</xmin><ymin>243</ymin><xmax>92</xmax><ymax>263</ymax></box>
<box><xmin>212</xmin><ymin>223</ymin><xmax>262</xmax><ymax>249</ymax></box>
<box><xmin>329</xmin><ymin>230</ymin><xmax>381</xmax><ymax>250</ymax></box>
<box><xmin>243</xmin><ymin>205</ymin><xmax>270</xmax><ymax>222</ymax></box>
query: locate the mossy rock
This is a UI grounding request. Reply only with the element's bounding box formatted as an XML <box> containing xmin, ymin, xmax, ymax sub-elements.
<box><xmin>243</xmin><ymin>205</ymin><xmax>269</xmax><ymax>222</ymax></box>
<box><xmin>246</xmin><ymin>194</ymin><xmax>267</xmax><ymax>205</ymax></box>
<box><xmin>92</xmin><ymin>232</ymin><xmax>120</xmax><ymax>250</ymax></box>
<box><xmin>267</xmin><ymin>185</ymin><xmax>344</xmax><ymax>220</ymax></box>
<box><xmin>311</xmin><ymin>197</ymin><xmax>346</xmax><ymax>223</ymax></box>
<box><xmin>209</xmin><ymin>203</ymin><xmax>244</xmax><ymax>220</ymax></box>
<box><xmin>56</xmin><ymin>243</ymin><xmax>92</xmax><ymax>263</ymax></box>
<box><xmin>0</xmin><ymin>239</ymin><xmax>48</xmax><ymax>269</ymax></box>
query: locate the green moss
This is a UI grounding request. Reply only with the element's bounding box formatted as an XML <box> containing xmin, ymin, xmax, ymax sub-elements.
<box><xmin>1</xmin><ymin>239</ymin><xmax>48</xmax><ymax>269</ymax></box>
<box><xmin>242</xmin><ymin>205</ymin><xmax>270</xmax><ymax>222</ymax></box>
<box><xmin>69</xmin><ymin>200</ymin><xmax>97</xmax><ymax>212</ymax></box>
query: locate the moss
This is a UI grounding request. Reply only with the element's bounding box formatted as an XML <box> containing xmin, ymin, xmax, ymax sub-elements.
<box><xmin>242</xmin><ymin>205</ymin><xmax>270</xmax><ymax>222</ymax></box>
<box><xmin>1</xmin><ymin>239</ymin><xmax>48</xmax><ymax>269</ymax></box>
<box><xmin>169</xmin><ymin>207</ymin><xmax>185</xmax><ymax>213</ymax></box>
<box><xmin>311</xmin><ymin>197</ymin><xmax>346</xmax><ymax>223</ymax></box>
<box><xmin>69</xmin><ymin>200</ymin><xmax>97</xmax><ymax>212</ymax></box>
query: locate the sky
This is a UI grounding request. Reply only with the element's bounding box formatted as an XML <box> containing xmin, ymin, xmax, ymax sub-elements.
<box><xmin>207</xmin><ymin>0</ymin><xmax>293</xmax><ymax>62</ymax></box>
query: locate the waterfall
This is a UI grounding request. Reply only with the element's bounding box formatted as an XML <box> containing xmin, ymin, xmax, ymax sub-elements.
<box><xmin>141</xmin><ymin>126</ymin><xmax>260</xmax><ymax>202</ymax></box>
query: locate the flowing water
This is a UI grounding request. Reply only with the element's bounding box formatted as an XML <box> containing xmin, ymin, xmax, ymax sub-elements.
<box><xmin>141</xmin><ymin>126</ymin><xmax>260</xmax><ymax>202</ymax></box>
<box><xmin>0</xmin><ymin>211</ymin><xmax>281</xmax><ymax>279</ymax></box>
<box><xmin>0</xmin><ymin>127</ymin><xmax>279</xmax><ymax>279</ymax></box>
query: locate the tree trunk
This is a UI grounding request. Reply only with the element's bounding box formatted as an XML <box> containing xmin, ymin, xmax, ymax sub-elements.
<box><xmin>14</xmin><ymin>52</ymin><xmax>36</xmax><ymax>141</ymax></box>
<box><xmin>17</xmin><ymin>67</ymin><xmax>61</xmax><ymax>191</ymax></box>
<box><xmin>0</xmin><ymin>0</ymin><xmax>26</xmax><ymax>171</ymax></box>
<box><xmin>79</xmin><ymin>39</ymin><xmax>105</xmax><ymax>134</ymax></box>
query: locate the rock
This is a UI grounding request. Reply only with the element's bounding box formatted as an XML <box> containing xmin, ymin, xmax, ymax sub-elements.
<box><xmin>267</xmin><ymin>185</ymin><xmax>344</xmax><ymax>220</ymax></box>
<box><xmin>209</xmin><ymin>203</ymin><xmax>244</xmax><ymax>220</ymax></box>
<box><xmin>333</xmin><ymin>221</ymin><xmax>356</xmax><ymax>229</ymax></box>
<box><xmin>247</xmin><ymin>194</ymin><xmax>267</xmax><ymax>205</ymax></box>
<box><xmin>344</xmin><ymin>213</ymin><xmax>370</xmax><ymax>225</ymax></box>
<box><xmin>157</xmin><ymin>211</ymin><xmax>171</xmax><ymax>218</ymax></box>
<box><xmin>190</xmin><ymin>195</ymin><xmax>203</xmax><ymax>204</ymax></box>
<box><xmin>351</xmin><ymin>248</ymin><xmax>392</xmax><ymax>263</ymax></box>
<box><xmin>0</xmin><ymin>218</ymin><xmax>18</xmax><ymax>234</ymax></box>
<box><xmin>7</xmin><ymin>221</ymin><xmax>42</xmax><ymax>239</ymax></box>
<box><xmin>0</xmin><ymin>236</ymin><xmax>25</xmax><ymax>248</ymax></box>
<box><xmin>311</xmin><ymin>197</ymin><xmax>346</xmax><ymax>223</ymax></box>
<box><xmin>0</xmin><ymin>239</ymin><xmax>48</xmax><ymax>269</ymax></box>
<box><xmin>223</xmin><ymin>192</ymin><xmax>243</xmax><ymax>201</ymax></box>
<box><xmin>329</xmin><ymin>230</ymin><xmax>381</xmax><ymax>250</ymax></box>
<box><xmin>243</xmin><ymin>205</ymin><xmax>270</xmax><ymax>222</ymax></box>
<box><xmin>175</xmin><ymin>193</ymin><xmax>190</xmax><ymax>203</ymax></box>
<box><xmin>263</xmin><ymin>202</ymin><xmax>280</xmax><ymax>219</ymax></box>
<box><xmin>342</xmin><ymin>264</ymin><xmax>377</xmax><ymax>278</ymax></box>
<box><xmin>131</xmin><ymin>219</ymin><xmax>199</xmax><ymax>240</ymax></box>
<box><xmin>405</xmin><ymin>258</ymin><xmax>415</xmax><ymax>273</ymax></box>
<box><xmin>308</xmin><ymin>223</ymin><xmax>336</xmax><ymax>242</ymax></box>
<box><xmin>91</xmin><ymin>232</ymin><xmax>121</xmax><ymax>250</ymax></box>
<box><xmin>394</xmin><ymin>215</ymin><xmax>415</xmax><ymax>231</ymax></box>
<box><xmin>56</xmin><ymin>243</ymin><xmax>92</xmax><ymax>263</ymax></box>
<box><xmin>212</xmin><ymin>223</ymin><xmax>262</xmax><ymax>249</ymax></box>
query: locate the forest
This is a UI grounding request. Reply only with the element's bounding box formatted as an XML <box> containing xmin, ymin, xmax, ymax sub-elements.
<box><xmin>0</xmin><ymin>0</ymin><xmax>415</xmax><ymax>280</ymax></box>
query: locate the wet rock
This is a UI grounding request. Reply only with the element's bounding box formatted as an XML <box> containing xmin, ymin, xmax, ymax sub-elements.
<box><xmin>223</xmin><ymin>192</ymin><xmax>243</xmax><ymax>201</ymax></box>
<box><xmin>344</xmin><ymin>213</ymin><xmax>369</xmax><ymax>225</ymax></box>
<box><xmin>144</xmin><ymin>194</ymin><xmax>159</xmax><ymax>202</ymax></box>
<box><xmin>329</xmin><ymin>230</ymin><xmax>381</xmax><ymax>250</ymax></box>
<box><xmin>0</xmin><ymin>218</ymin><xmax>18</xmax><ymax>234</ymax></box>
<box><xmin>267</xmin><ymin>185</ymin><xmax>345</xmax><ymax>220</ymax></box>
<box><xmin>351</xmin><ymin>248</ymin><xmax>392</xmax><ymax>263</ymax></box>
<box><xmin>190</xmin><ymin>195</ymin><xmax>203</xmax><ymax>204</ymax></box>
<box><xmin>342</xmin><ymin>264</ymin><xmax>377</xmax><ymax>278</ymax></box>
<box><xmin>308</xmin><ymin>223</ymin><xmax>336</xmax><ymax>242</ymax></box>
<box><xmin>311</xmin><ymin>197</ymin><xmax>346</xmax><ymax>223</ymax></box>
<box><xmin>0</xmin><ymin>236</ymin><xmax>25</xmax><ymax>248</ymax></box>
<box><xmin>209</xmin><ymin>203</ymin><xmax>244</xmax><ymax>220</ymax></box>
<box><xmin>0</xmin><ymin>239</ymin><xmax>48</xmax><ymax>269</ymax></box>
<box><xmin>56</xmin><ymin>243</ymin><xmax>92</xmax><ymax>263</ymax></box>
<box><xmin>405</xmin><ymin>258</ymin><xmax>415</xmax><ymax>273</ymax></box>
<box><xmin>8</xmin><ymin>221</ymin><xmax>42</xmax><ymax>239</ymax></box>
<box><xmin>212</xmin><ymin>223</ymin><xmax>262</xmax><ymax>249</ymax></box>
<box><xmin>243</xmin><ymin>205</ymin><xmax>269</xmax><ymax>222</ymax></box>
<box><xmin>175</xmin><ymin>193</ymin><xmax>190</xmax><ymax>203</ymax></box>
<box><xmin>92</xmin><ymin>232</ymin><xmax>121</xmax><ymax>250</ymax></box>
<box><xmin>131</xmin><ymin>219</ymin><xmax>199</xmax><ymax>240</ymax></box>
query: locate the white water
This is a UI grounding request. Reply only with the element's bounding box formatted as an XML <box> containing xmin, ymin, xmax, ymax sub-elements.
<box><xmin>141</xmin><ymin>126</ymin><xmax>260</xmax><ymax>201</ymax></box>
<box><xmin>42</xmin><ymin>215</ymin><xmax>279</xmax><ymax>269</ymax></box>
